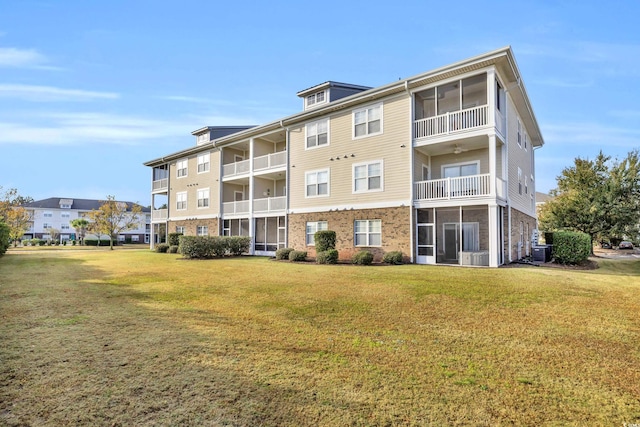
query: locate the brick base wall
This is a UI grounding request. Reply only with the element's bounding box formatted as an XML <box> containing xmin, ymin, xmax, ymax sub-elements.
<box><xmin>168</xmin><ymin>218</ymin><xmax>219</xmax><ymax>236</ymax></box>
<box><xmin>508</xmin><ymin>208</ymin><xmax>536</xmax><ymax>262</ymax></box>
<box><xmin>288</xmin><ymin>207</ymin><xmax>411</xmax><ymax>262</ymax></box>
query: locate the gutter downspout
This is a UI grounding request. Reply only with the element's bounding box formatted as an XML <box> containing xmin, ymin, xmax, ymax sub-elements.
<box><xmin>281</xmin><ymin>120</ymin><xmax>290</xmax><ymax>249</ymax></box>
<box><xmin>405</xmin><ymin>80</ymin><xmax>415</xmax><ymax>263</ymax></box>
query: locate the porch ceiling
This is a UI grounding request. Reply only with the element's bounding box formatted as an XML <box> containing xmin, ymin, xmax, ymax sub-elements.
<box><xmin>414</xmin><ymin>135</ymin><xmax>494</xmax><ymax>157</ymax></box>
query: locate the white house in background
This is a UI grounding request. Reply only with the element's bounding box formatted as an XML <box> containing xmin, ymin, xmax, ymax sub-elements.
<box><xmin>21</xmin><ymin>197</ymin><xmax>151</xmax><ymax>243</ymax></box>
<box><xmin>145</xmin><ymin>46</ymin><xmax>544</xmax><ymax>266</ymax></box>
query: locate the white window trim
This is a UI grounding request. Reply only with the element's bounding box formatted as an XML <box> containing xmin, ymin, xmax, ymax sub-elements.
<box><xmin>352</xmin><ymin>102</ymin><xmax>383</xmax><ymax>139</ymax></box>
<box><xmin>176</xmin><ymin>159</ymin><xmax>188</xmax><ymax>178</ymax></box>
<box><xmin>354</xmin><ymin>219</ymin><xmax>382</xmax><ymax>247</ymax></box>
<box><xmin>440</xmin><ymin>160</ymin><xmax>480</xmax><ymax>178</ymax></box>
<box><xmin>353</xmin><ymin>160</ymin><xmax>384</xmax><ymax>194</ymax></box>
<box><xmin>518</xmin><ymin>167</ymin><xmax>523</xmax><ymax>195</ymax></box>
<box><xmin>306</xmin><ymin>221</ymin><xmax>328</xmax><ymax>246</ymax></box>
<box><xmin>421</xmin><ymin>164</ymin><xmax>429</xmax><ymax>181</ymax></box>
<box><xmin>197</xmin><ymin>152</ymin><xmax>210</xmax><ymax>174</ymax></box>
<box><xmin>305</xmin><ymin>118</ymin><xmax>330</xmax><ymax>150</ymax></box>
<box><xmin>197</xmin><ymin>188</ymin><xmax>210</xmax><ymax>209</ymax></box>
<box><xmin>305</xmin><ymin>90</ymin><xmax>327</xmax><ymax>109</ymax></box>
<box><xmin>517</xmin><ymin>118</ymin><xmax>522</xmax><ymax>147</ymax></box>
<box><xmin>176</xmin><ymin>191</ymin><xmax>187</xmax><ymax>211</ymax></box>
<box><xmin>305</xmin><ymin>169</ymin><xmax>330</xmax><ymax>198</ymax></box>
<box><xmin>196</xmin><ymin>225</ymin><xmax>208</xmax><ymax>236</ymax></box>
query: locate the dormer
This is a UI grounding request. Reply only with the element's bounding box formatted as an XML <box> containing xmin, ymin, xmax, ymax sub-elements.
<box><xmin>59</xmin><ymin>199</ymin><xmax>73</xmax><ymax>209</ymax></box>
<box><xmin>297</xmin><ymin>81</ymin><xmax>372</xmax><ymax>111</ymax></box>
<box><xmin>191</xmin><ymin>126</ymin><xmax>256</xmax><ymax>146</ymax></box>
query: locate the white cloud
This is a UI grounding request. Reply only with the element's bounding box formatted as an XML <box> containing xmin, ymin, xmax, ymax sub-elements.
<box><xmin>0</xmin><ymin>84</ymin><xmax>119</xmax><ymax>101</ymax></box>
<box><xmin>0</xmin><ymin>111</ymin><xmax>196</xmax><ymax>146</ymax></box>
<box><xmin>543</xmin><ymin>121</ymin><xmax>640</xmax><ymax>148</ymax></box>
<box><xmin>0</xmin><ymin>47</ymin><xmax>61</xmax><ymax>69</ymax></box>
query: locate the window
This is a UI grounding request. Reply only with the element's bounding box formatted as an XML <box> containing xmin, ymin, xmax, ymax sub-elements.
<box><xmin>306</xmin><ymin>119</ymin><xmax>329</xmax><ymax>148</ymax></box>
<box><xmin>353</xmin><ymin>103</ymin><xmax>382</xmax><ymax>138</ymax></box>
<box><xmin>517</xmin><ymin>118</ymin><xmax>522</xmax><ymax>147</ymax></box>
<box><xmin>306</xmin><ymin>170</ymin><xmax>329</xmax><ymax>197</ymax></box>
<box><xmin>353</xmin><ymin>161</ymin><xmax>382</xmax><ymax>193</ymax></box>
<box><xmin>61</xmin><ymin>224</ymin><xmax>70</xmax><ymax>230</ymax></box>
<box><xmin>61</xmin><ymin>211</ymin><xmax>70</xmax><ymax>218</ymax></box>
<box><xmin>518</xmin><ymin>168</ymin><xmax>523</xmax><ymax>195</ymax></box>
<box><xmin>60</xmin><ymin>204</ymin><xmax>71</xmax><ymax>209</ymax></box>
<box><xmin>118</xmin><ymin>235</ymin><xmax>125</xmax><ymax>242</ymax></box>
<box><xmin>177</xmin><ymin>159</ymin><xmax>188</xmax><ymax>177</ymax></box>
<box><xmin>306</xmin><ymin>221</ymin><xmax>328</xmax><ymax>245</ymax></box>
<box><xmin>422</xmin><ymin>165</ymin><xmax>429</xmax><ymax>181</ymax></box>
<box><xmin>132</xmin><ymin>235</ymin><xmax>140</xmax><ymax>242</ymax></box>
<box><xmin>197</xmin><ymin>188</ymin><xmax>210</xmax><ymax>208</ymax></box>
<box><xmin>43</xmin><ymin>211</ymin><xmax>53</xmax><ymax>218</ymax></box>
<box><xmin>355</xmin><ymin>219</ymin><xmax>381</xmax><ymax>246</ymax></box>
<box><xmin>525</xmin><ymin>175</ymin><xmax>528</xmax><ymax>194</ymax></box>
<box><xmin>443</xmin><ymin>162</ymin><xmax>478</xmax><ymax>178</ymax></box>
<box><xmin>197</xmin><ymin>152</ymin><xmax>210</xmax><ymax>173</ymax></box>
<box><xmin>197</xmin><ymin>225</ymin><xmax>208</xmax><ymax>236</ymax></box>
<box><xmin>496</xmin><ymin>80</ymin><xmax>504</xmax><ymax>113</ymax></box>
<box><xmin>176</xmin><ymin>192</ymin><xmax>187</xmax><ymax>210</ymax></box>
<box><xmin>524</xmin><ymin>131</ymin><xmax>528</xmax><ymax>150</ymax></box>
<box><xmin>176</xmin><ymin>226</ymin><xmax>185</xmax><ymax>234</ymax></box>
<box><xmin>196</xmin><ymin>133</ymin><xmax>209</xmax><ymax>145</ymax></box>
<box><xmin>306</xmin><ymin>90</ymin><xmax>326</xmax><ymax>108</ymax></box>
<box><xmin>43</xmin><ymin>223</ymin><xmax>52</xmax><ymax>229</ymax></box>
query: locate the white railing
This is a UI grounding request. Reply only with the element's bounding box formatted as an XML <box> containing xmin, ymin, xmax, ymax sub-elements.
<box><xmin>152</xmin><ymin>178</ymin><xmax>168</xmax><ymax>192</ymax></box>
<box><xmin>414</xmin><ymin>174</ymin><xmax>492</xmax><ymax>201</ymax></box>
<box><xmin>254</xmin><ymin>151</ymin><xmax>287</xmax><ymax>171</ymax></box>
<box><xmin>222</xmin><ymin>200</ymin><xmax>250</xmax><ymax>215</ymax></box>
<box><xmin>152</xmin><ymin>209</ymin><xmax>167</xmax><ymax>220</ymax></box>
<box><xmin>253</xmin><ymin>196</ymin><xmax>286</xmax><ymax>213</ymax></box>
<box><xmin>414</xmin><ymin>104</ymin><xmax>489</xmax><ymax>139</ymax></box>
<box><xmin>222</xmin><ymin>159</ymin><xmax>251</xmax><ymax>177</ymax></box>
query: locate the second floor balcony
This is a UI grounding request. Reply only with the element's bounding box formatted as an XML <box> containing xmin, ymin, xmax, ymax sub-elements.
<box><xmin>414</xmin><ymin>105</ymin><xmax>489</xmax><ymax>139</ymax></box>
<box><xmin>223</xmin><ymin>151</ymin><xmax>287</xmax><ymax>180</ymax></box>
<box><xmin>222</xmin><ymin>196</ymin><xmax>286</xmax><ymax>216</ymax></box>
<box><xmin>414</xmin><ymin>174</ymin><xmax>506</xmax><ymax>202</ymax></box>
<box><xmin>151</xmin><ymin>209</ymin><xmax>168</xmax><ymax>221</ymax></box>
<box><xmin>152</xmin><ymin>178</ymin><xmax>168</xmax><ymax>193</ymax></box>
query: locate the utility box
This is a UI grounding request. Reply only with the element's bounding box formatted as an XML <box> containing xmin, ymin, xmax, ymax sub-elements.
<box><xmin>532</xmin><ymin>245</ymin><xmax>552</xmax><ymax>263</ymax></box>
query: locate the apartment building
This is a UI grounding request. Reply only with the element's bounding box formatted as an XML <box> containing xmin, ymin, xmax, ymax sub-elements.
<box><xmin>145</xmin><ymin>46</ymin><xmax>543</xmax><ymax>267</ymax></box>
<box><xmin>21</xmin><ymin>197</ymin><xmax>151</xmax><ymax>243</ymax></box>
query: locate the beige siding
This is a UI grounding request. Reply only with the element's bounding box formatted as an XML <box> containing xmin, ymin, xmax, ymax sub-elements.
<box><xmin>168</xmin><ymin>151</ymin><xmax>220</xmax><ymax>218</ymax></box>
<box><xmin>414</xmin><ymin>151</ymin><xmax>430</xmax><ymax>181</ymax></box>
<box><xmin>222</xmin><ymin>183</ymin><xmax>245</xmax><ymax>202</ymax></box>
<box><xmin>506</xmin><ymin>95</ymin><xmax>535</xmax><ymax>215</ymax></box>
<box><xmin>430</xmin><ymin>148</ymin><xmax>490</xmax><ymax>179</ymax></box>
<box><xmin>289</xmin><ymin>94</ymin><xmax>412</xmax><ymax>211</ymax></box>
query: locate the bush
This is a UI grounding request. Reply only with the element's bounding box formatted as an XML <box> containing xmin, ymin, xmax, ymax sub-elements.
<box><xmin>315</xmin><ymin>230</ymin><xmax>336</xmax><ymax>252</ymax></box>
<box><xmin>168</xmin><ymin>232</ymin><xmax>183</xmax><ymax>247</ymax></box>
<box><xmin>179</xmin><ymin>236</ymin><xmax>213</xmax><ymax>259</ymax></box>
<box><xmin>84</xmin><ymin>238</ymin><xmax>115</xmax><ymax>246</ymax></box>
<box><xmin>155</xmin><ymin>243</ymin><xmax>170</xmax><ymax>253</ymax></box>
<box><xmin>275</xmin><ymin>248</ymin><xmax>294</xmax><ymax>260</ymax></box>
<box><xmin>552</xmin><ymin>231</ymin><xmax>591</xmax><ymax>264</ymax></box>
<box><xmin>72</xmin><ymin>240</ymin><xmax>77</xmax><ymax>246</ymax></box>
<box><xmin>227</xmin><ymin>236</ymin><xmax>251</xmax><ymax>256</ymax></box>
<box><xmin>0</xmin><ymin>221</ymin><xmax>9</xmax><ymax>256</ymax></box>
<box><xmin>22</xmin><ymin>239</ymin><xmax>31</xmax><ymax>247</ymax></box>
<box><xmin>316</xmin><ymin>249</ymin><xmax>339</xmax><ymax>264</ymax></box>
<box><xmin>168</xmin><ymin>245</ymin><xmax>179</xmax><ymax>253</ymax></box>
<box><xmin>352</xmin><ymin>250</ymin><xmax>374</xmax><ymax>265</ymax></box>
<box><xmin>289</xmin><ymin>250</ymin><xmax>307</xmax><ymax>262</ymax></box>
<box><xmin>383</xmin><ymin>251</ymin><xmax>404</xmax><ymax>265</ymax></box>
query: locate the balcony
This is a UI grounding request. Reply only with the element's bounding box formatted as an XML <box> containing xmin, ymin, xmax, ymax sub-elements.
<box><xmin>222</xmin><ymin>200</ymin><xmax>250</xmax><ymax>215</ymax></box>
<box><xmin>152</xmin><ymin>178</ymin><xmax>168</xmax><ymax>192</ymax></box>
<box><xmin>253</xmin><ymin>196</ymin><xmax>286</xmax><ymax>213</ymax></box>
<box><xmin>223</xmin><ymin>159</ymin><xmax>251</xmax><ymax>178</ymax></box>
<box><xmin>414</xmin><ymin>105</ymin><xmax>489</xmax><ymax>140</ymax></box>
<box><xmin>414</xmin><ymin>174</ymin><xmax>505</xmax><ymax>201</ymax></box>
<box><xmin>151</xmin><ymin>209</ymin><xmax>168</xmax><ymax>221</ymax></box>
<box><xmin>254</xmin><ymin>151</ymin><xmax>286</xmax><ymax>172</ymax></box>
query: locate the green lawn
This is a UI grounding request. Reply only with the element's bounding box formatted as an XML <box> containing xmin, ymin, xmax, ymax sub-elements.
<box><xmin>1</xmin><ymin>249</ymin><xmax>639</xmax><ymax>426</ymax></box>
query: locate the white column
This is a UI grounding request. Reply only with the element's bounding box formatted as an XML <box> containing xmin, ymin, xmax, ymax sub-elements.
<box><xmin>489</xmin><ymin>133</ymin><xmax>497</xmax><ymax>196</ymax></box>
<box><xmin>487</xmin><ymin>68</ymin><xmax>496</xmax><ymax>128</ymax></box>
<box><xmin>488</xmin><ymin>204</ymin><xmax>499</xmax><ymax>267</ymax></box>
<box><xmin>248</xmin><ymin>138</ymin><xmax>255</xmax><ymax>254</ymax></box>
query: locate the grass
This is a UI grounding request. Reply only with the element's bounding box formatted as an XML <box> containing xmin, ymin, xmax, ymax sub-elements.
<box><xmin>1</xmin><ymin>249</ymin><xmax>639</xmax><ymax>426</ymax></box>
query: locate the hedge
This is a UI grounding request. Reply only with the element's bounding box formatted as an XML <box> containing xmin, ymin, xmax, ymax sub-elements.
<box><xmin>155</xmin><ymin>243</ymin><xmax>170</xmax><ymax>253</ymax></box>
<box><xmin>168</xmin><ymin>232</ymin><xmax>183</xmax><ymax>246</ymax></box>
<box><xmin>383</xmin><ymin>251</ymin><xmax>403</xmax><ymax>265</ymax></box>
<box><xmin>275</xmin><ymin>248</ymin><xmax>294</xmax><ymax>260</ymax></box>
<box><xmin>178</xmin><ymin>235</ymin><xmax>251</xmax><ymax>259</ymax></box>
<box><xmin>316</xmin><ymin>249</ymin><xmax>338</xmax><ymax>264</ymax></box>
<box><xmin>352</xmin><ymin>250</ymin><xmax>374</xmax><ymax>265</ymax></box>
<box><xmin>552</xmin><ymin>230</ymin><xmax>591</xmax><ymax>264</ymax></box>
<box><xmin>314</xmin><ymin>230</ymin><xmax>336</xmax><ymax>252</ymax></box>
<box><xmin>288</xmin><ymin>250</ymin><xmax>307</xmax><ymax>262</ymax></box>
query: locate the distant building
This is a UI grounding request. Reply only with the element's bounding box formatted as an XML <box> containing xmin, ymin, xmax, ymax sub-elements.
<box><xmin>21</xmin><ymin>197</ymin><xmax>151</xmax><ymax>243</ymax></box>
<box><xmin>145</xmin><ymin>46</ymin><xmax>544</xmax><ymax>266</ymax></box>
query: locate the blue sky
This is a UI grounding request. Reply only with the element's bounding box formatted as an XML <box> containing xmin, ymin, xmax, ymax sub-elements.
<box><xmin>1</xmin><ymin>0</ymin><xmax>639</xmax><ymax>206</ymax></box>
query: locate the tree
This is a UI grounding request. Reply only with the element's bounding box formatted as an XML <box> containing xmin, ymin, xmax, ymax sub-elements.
<box><xmin>71</xmin><ymin>218</ymin><xmax>90</xmax><ymax>245</ymax></box>
<box><xmin>48</xmin><ymin>227</ymin><xmax>60</xmax><ymax>244</ymax></box>
<box><xmin>0</xmin><ymin>187</ymin><xmax>33</xmax><ymax>222</ymax></box>
<box><xmin>539</xmin><ymin>150</ymin><xmax>640</xmax><ymax>250</ymax></box>
<box><xmin>0</xmin><ymin>221</ymin><xmax>9</xmax><ymax>256</ymax></box>
<box><xmin>87</xmin><ymin>196</ymin><xmax>143</xmax><ymax>250</ymax></box>
<box><xmin>5</xmin><ymin>207</ymin><xmax>33</xmax><ymax>246</ymax></box>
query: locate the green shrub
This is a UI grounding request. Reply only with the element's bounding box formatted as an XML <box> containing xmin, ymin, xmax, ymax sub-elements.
<box><xmin>124</xmin><ymin>236</ymin><xmax>132</xmax><ymax>244</ymax></box>
<box><xmin>316</xmin><ymin>249</ymin><xmax>339</xmax><ymax>264</ymax></box>
<box><xmin>552</xmin><ymin>231</ymin><xmax>591</xmax><ymax>264</ymax></box>
<box><xmin>275</xmin><ymin>248</ymin><xmax>294</xmax><ymax>260</ymax></box>
<box><xmin>227</xmin><ymin>236</ymin><xmax>251</xmax><ymax>256</ymax></box>
<box><xmin>352</xmin><ymin>250</ymin><xmax>374</xmax><ymax>265</ymax></box>
<box><xmin>155</xmin><ymin>243</ymin><xmax>170</xmax><ymax>253</ymax></box>
<box><xmin>289</xmin><ymin>250</ymin><xmax>307</xmax><ymax>262</ymax></box>
<box><xmin>62</xmin><ymin>240</ymin><xmax>67</xmax><ymax>246</ymax></box>
<box><xmin>0</xmin><ymin>221</ymin><xmax>9</xmax><ymax>256</ymax></box>
<box><xmin>168</xmin><ymin>245</ymin><xmax>179</xmax><ymax>253</ymax></box>
<box><xmin>179</xmin><ymin>236</ymin><xmax>213</xmax><ymax>259</ymax></box>
<box><xmin>168</xmin><ymin>232</ymin><xmax>183</xmax><ymax>247</ymax></box>
<box><xmin>22</xmin><ymin>239</ymin><xmax>31</xmax><ymax>247</ymax></box>
<box><xmin>84</xmin><ymin>238</ymin><xmax>115</xmax><ymax>246</ymax></box>
<box><xmin>314</xmin><ymin>230</ymin><xmax>336</xmax><ymax>252</ymax></box>
<box><xmin>38</xmin><ymin>239</ymin><xmax>46</xmax><ymax>246</ymax></box>
<box><xmin>383</xmin><ymin>251</ymin><xmax>404</xmax><ymax>265</ymax></box>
